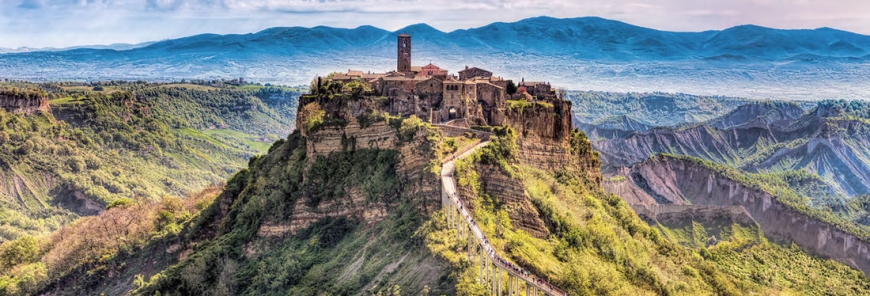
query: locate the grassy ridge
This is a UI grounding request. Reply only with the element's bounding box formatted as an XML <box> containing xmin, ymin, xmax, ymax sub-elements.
<box><xmin>438</xmin><ymin>127</ymin><xmax>870</xmax><ymax>295</ymax></box>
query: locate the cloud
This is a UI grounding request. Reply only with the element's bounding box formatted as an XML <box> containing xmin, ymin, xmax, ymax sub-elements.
<box><xmin>17</xmin><ymin>0</ymin><xmax>43</xmax><ymax>9</ymax></box>
<box><xmin>1</xmin><ymin>0</ymin><xmax>870</xmax><ymax>48</ymax></box>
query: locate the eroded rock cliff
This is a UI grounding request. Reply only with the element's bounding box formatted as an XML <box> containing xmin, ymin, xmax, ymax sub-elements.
<box><xmin>502</xmin><ymin>99</ymin><xmax>602</xmax><ymax>183</ymax></box>
<box><xmin>608</xmin><ymin>156</ymin><xmax>870</xmax><ymax>275</ymax></box>
<box><xmin>0</xmin><ymin>90</ymin><xmax>50</xmax><ymax>115</ymax></box>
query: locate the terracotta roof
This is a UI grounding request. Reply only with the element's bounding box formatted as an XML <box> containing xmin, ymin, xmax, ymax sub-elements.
<box><xmin>347</xmin><ymin>70</ymin><xmax>364</xmax><ymax>76</ymax></box>
<box><xmin>411</xmin><ymin>66</ymin><xmax>423</xmax><ymax>72</ymax></box>
<box><xmin>399</xmin><ymin>33</ymin><xmax>410</xmax><ymax>37</ymax></box>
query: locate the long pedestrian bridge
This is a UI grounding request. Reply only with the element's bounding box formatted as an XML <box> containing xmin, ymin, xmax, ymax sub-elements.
<box><xmin>440</xmin><ymin>141</ymin><xmax>567</xmax><ymax>296</ymax></box>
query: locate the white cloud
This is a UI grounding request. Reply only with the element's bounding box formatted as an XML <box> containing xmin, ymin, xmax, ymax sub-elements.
<box><xmin>1</xmin><ymin>0</ymin><xmax>869</xmax><ymax>48</ymax></box>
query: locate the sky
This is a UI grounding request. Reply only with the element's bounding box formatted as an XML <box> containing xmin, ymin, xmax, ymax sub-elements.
<box><xmin>2</xmin><ymin>0</ymin><xmax>870</xmax><ymax>49</ymax></box>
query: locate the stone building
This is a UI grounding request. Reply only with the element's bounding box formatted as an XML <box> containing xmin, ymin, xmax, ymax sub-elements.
<box><xmin>416</xmin><ymin>63</ymin><xmax>448</xmax><ymax>80</ymax></box>
<box><xmin>518</xmin><ymin>79</ymin><xmax>552</xmax><ymax>97</ymax></box>
<box><xmin>458</xmin><ymin>66</ymin><xmax>493</xmax><ymax>81</ymax></box>
<box><xmin>321</xmin><ymin>33</ymin><xmax>559</xmax><ymax>128</ymax></box>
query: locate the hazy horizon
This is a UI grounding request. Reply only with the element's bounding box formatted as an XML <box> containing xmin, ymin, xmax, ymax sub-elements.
<box><xmin>2</xmin><ymin>0</ymin><xmax>870</xmax><ymax>49</ymax></box>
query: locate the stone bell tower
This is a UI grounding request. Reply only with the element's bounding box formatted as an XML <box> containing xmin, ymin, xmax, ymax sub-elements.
<box><xmin>397</xmin><ymin>34</ymin><xmax>411</xmax><ymax>73</ymax></box>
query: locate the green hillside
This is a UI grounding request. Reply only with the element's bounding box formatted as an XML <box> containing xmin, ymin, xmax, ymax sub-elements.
<box><xmin>0</xmin><ymin>82</ymin><xmax>299</xmax><ymax>242</ymax></box>
<box><xmin>440</xmin><ymin>128</ymin><xmax>870</xmax><ymax>295</ymax></box>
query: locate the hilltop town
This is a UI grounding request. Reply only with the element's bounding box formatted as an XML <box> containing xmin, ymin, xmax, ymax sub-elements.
<box><xmin>311</xmin><ymin>33</ymin><xmax>561</xmax><ymax>128</ymax></box>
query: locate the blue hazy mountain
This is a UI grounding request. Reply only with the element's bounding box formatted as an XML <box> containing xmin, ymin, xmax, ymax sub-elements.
<box><xmin>2</xmin><ymin>16</ymin><xmax>869</xmax><ymax>99</ymax></box>
<box><xmin>126</xmin><ymin>16</ymin><xmax>870</xmax><ymax>59</ymax></box>
<box><xmin>117</xmin><ymin>16</ymin><xmax>870</xmax><ymax>60</ymax></box>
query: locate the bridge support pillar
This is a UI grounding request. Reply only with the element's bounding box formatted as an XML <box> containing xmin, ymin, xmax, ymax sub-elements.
<box><xmin>479</xmin><ymin>246</ymin><xmax>484</xmax><ymax>284</ymax></box>
<box><xmin>509</xmin><ymin>275</ymin><xmax>514</xmax><ymax>296</ymax></box>
<box><xmin>498</xmin><ymin>269</ymin><xmax>503</xmax><ymax>296</ymax></box>
<box><xmin>491</xmin><ymin>263</ymin><xmax>496</xmax><ymax>295</ymax></box>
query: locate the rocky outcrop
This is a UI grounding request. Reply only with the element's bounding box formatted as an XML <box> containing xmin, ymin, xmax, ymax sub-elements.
<box><xmin>503</xmin><ymin>100</ymin><xmax>571</xmax><ymax>147</ymax></box>
<box><xmin>0</xmin><ymin>91</ymin><xmax>50</xmax><ymax>115</ymax></box>
<box><xmin>258</xmin><ymin>121</ymin><xmax>441</xmax><ymax>238</ymax></box>
<box><xmin>608</xmin><ymin>156</ymin><xmax>870</xmax><ymax>275</ymax></box>
<box><xmin>280</xmin><ymin>187</ymin><xmax>391</xmax><ymax>236</ymax></box>
<box><xmin>501</xmin><ymin>99</ymin><xmax>601</xmax><ymax>182</ymax></box>
<box><xmin>305</xmin><ymin>121</ymin><xmax>398</xmax><ymax>156</ymax></box>
<box><xmin>471</xmin><ymin>164</ymin><xmax>549</xmax><ymax>239</ymax></box>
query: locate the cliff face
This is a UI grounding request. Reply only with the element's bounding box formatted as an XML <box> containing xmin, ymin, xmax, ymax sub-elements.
<box><xmin>0</xmin><ymin>92</ymin><xmax>50</xmax><ymax>115</ymax></box>
<box><xmin>593</xmin><ymin>102</ymin><xmax>870</xmax><ymax>197</ymax></box>
<box><xmin>256</xmin><ymin>124</ymin><xmax>439</xmax><ymax>239</ymax></box>
<box><xmin>502</xmin><ymin>99</ymin><xmax>601</xmax><ymax>183</ymax></box>
<box><xmin>304</xmin><ymin>121</ymin><xmax>398</xmax><ymax>156</ymax></box>
<box><xmin>608</xmin><ymin>156</ymin><xmax>870</xmax><ymax>275</ymax></box>
<box><xmin>469</xmin><ymin>164</ymin><xmax>550</xmax><ymax>239</ymax></box>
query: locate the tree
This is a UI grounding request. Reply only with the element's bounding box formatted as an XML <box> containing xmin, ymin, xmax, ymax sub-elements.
<box><xmin>0</xmin><ymin>235</ymin><xmax>39</xmax><ymax>269</ymax></box>
<box><xmin>506</xmin><ymin>80</ymin><xmax>517</xmax><ymax>95</ymax></box>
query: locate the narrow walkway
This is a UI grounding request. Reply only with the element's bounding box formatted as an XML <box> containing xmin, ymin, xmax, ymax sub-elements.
<box><xmin>441</xmin><ymin>141</ymin><xmax>567</xmax><ymax>296</ymax></box>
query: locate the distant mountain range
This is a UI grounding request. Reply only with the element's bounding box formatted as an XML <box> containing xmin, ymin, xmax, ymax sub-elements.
<box><xmin>0</xmin><ymin>42</ymin><xmax>156</xmax><ymax>54</ymax></box>
<box><xmin>2</xmin><ymin>16</ymin><xmax>870</xmax><ymax>99</ymax></box>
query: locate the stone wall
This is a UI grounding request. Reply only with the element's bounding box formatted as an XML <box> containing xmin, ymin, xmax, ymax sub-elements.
<box><xmin>433</xmin><ymin>125</ymin><xmax>491</xmax><ymax>140</ymax></box>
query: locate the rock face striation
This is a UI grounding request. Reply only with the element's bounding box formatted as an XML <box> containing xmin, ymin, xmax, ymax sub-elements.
<box><xmin>593</xmin><ymin>100</ymin><xmax>870</xmax><ymax>197</ymax></box>
<box><xmin>471</xmin><ymin>164</ymin><xmax>551</xmax><ymax>239</ymax></box>
<box><xmin>503</xmin><ymin>99</ymin><xmax>602</xmax><ymax>183</ymax></box>
<box><xmin>0</xmin><ymin>90</ymin><xmax>50</xmax><ymax>115</ymax></box>
<box><xmin>608</xmin><ymin>156</ymin><xmax>870</xmax><ymax>275</ymax></box>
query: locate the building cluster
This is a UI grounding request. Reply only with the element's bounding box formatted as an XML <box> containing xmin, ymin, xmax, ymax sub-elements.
<box><xmin>325</xmin><ymin>33</ymin><xmax>556</xmax><ymax>127</ymax></box>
